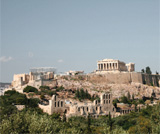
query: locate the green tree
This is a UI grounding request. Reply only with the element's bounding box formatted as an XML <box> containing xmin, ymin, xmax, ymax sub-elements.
<box><xmin>141</xmin><ymin>69</ymin><xmax>145</xmax><ymax>73</ymax></box>
<box><xmin>127</xmin><ymin>92</ymin><xmax>131</xmax><ymax>100</ymax></box>
<box><xmin>75</xmin><ymin>89</ymin><xmax>80</xmax><ymax>98</ymax></box>
<box><xmin>62</xmin><ymin>112</ymin><xmax>66</xmax><ymax>122</ymax></box>
<box><xmin>108</xmin><ymin>112</ymin><xmax>113</xmax><ymax>132</ymax></box>
<box><xmin>134</xmin><ymin>105</ymin><xmax>138</xmax><ymax>112</ymax></box>
<box><xmin>23</xmin><ymin>86</ymin><xmax>38</xmax><ymax>93</ymax></box>
<box><xmin>112</xmin><ymin>98</ymin><xmax>119</xmax><ymax>108</ymax></box>
<box><xmin>132</xmin><ymin>94</ymin><xmax>134</xmax><ymax>100</ymax></box>
<box><xmin>156</xmin><ymin>71</ymin><xmax>159</xmax><ymax>75</ymax></box>
<box><xmin>39</xmin><ymin>86</ymin><xmax>50</xmax><ymax>90</ymax></box>
<box><xmin>80</xmin><ymin>88</ymin><xmax>85</xmax><ymax>99</ymax></box>
<box><xmin>87</xmin><ymin>113</ymin><xmax>91</xmax><ymax>133</ymax></box>
<box><xmin>120</xmin><ymin>96</ymin><xmax>131</xmax><ymax>104</ymax></box>
<box><xmin>40</xmin><ymin>94</ymin><xmax>45</xmax><ymax>100</ymax></box>
<box><xmin>146</xmin><ymin>66</ymin><xmax>152</xmax><ymax>74</ymax></box>
<box><xmin>51</xmin><ymin>113</ymin><xmax>61</xmax><ymax>120</ymax></box>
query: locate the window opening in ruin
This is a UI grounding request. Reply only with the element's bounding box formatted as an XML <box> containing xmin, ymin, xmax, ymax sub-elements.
<box><xmin>87</xmin><ymin>107</ymin><xmax>88</xmax><ymax>111</ymax></box>
<box><xmin>109</xmin><ymin>100</ymin><xmax>110</xmax><ymax>103</ymax></box>
<box><xmin>96</xmin><ymin>107</ymin><xmax>97</xmax><ymax>111</ymax></box>
<box><xmin>61</xmin><ymin>101</ymin><xmax>63</xmax><ymax>107</ymax></box>
<box><xmin>55</xmin><ymin>102</ymin><xmax>56</xmax><ymax>107</ymax></box>
<box><xmin>58</xmin><ymin>101</ymin><xmax>59</xmax><ymax>107</ymax></box>
<box><xmin>103</xmin><ymin>95</ymin><xmax>105</xmax><ymax>99</ymax></box>
<box><xmin>109</xmin><ymin>94</ymin><xmax>110</xmax><ymax>99</ymax></box>
<box><xmin>55</xmin><ymin>96</ymin><xmax>56</xmax><ymax>101</ymax></box>
<box><xmin>107</xmin><ymin>100</ymin><xmax>108</xmax><ymax>104</ymax></box>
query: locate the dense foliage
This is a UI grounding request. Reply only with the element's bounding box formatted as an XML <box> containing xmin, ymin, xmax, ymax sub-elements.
<box><xmin>75</xmin><ymin>88</ymin><xmax>100</xmax><ymax>101</ymax></box>
<box><xmin>35</xmin><ymin>86</ymin><xmax>65</xmax><ymax>97</ymax></box>
<box><xmin>0</xmin><ymin>90</ymin><xmax>40</xmax><ymax>121</ymax></box>
<box><xmin>141</xmin><ymin>66</ymin><xmax>152</xmax><ymax>74</ymax></box>
<box><xmin>23</xmin><ymin>86</ymin><xmax>38</xmax><ymax>93</ymax></box>
<box><xmin>39</xmin><ymin>86</ymin><xmax>50</xmax><ymax>90</ymax></box>
<box><xmin>0</xmin><ymin>90</ymin><xmax>160</xmax><ymax>134</ymax></box>
<box><xmin>0</xmin><ymin>103</ymin><xmax>159</xmax><ymax>134</ymax></box>
<box><xmin>36</xmin><ymin>89</ymin><xmax>56</xmax><ymax>97</ymax></box>
<box><xmin>113</xmin><ymin>93</ymin><xmax>146</xmax><ymax>108</ymax></box>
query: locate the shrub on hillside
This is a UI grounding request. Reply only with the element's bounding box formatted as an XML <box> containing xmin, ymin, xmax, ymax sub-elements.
<box><xmin>4</xmin><ymin>90</ymin><xmax>27</xmax><ymax>105</ymax></box>
<box><xmin>40</xmin><ymin>95</ymin><xmax>45</xmax><ymax>100</ymax></box>
<box><xmin>39</xmin><ymin>86</ymin><xmax>50</xmax><ymax>90</ymax></box>
<box><xmin>56</xmin><ymin>86</ymin><xmax>64</xmax><ymax>92</ymax></box>
<box><xmin>23</xmin><ymin>86</ymin><xmax>38</xmax><ymax>93</ymax></box>
<box><xmin>26</xmin><ymin>98</ymin><xmax>40</xmax><ymax>108</ymax></box>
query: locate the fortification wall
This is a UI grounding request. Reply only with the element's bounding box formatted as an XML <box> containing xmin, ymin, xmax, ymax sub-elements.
<box><xmin>42</xmin><ymin>79</ymin><xmax>57</xmax><ymax>87</ymax></box>
<box><xmin>88</xmin><ymin>73</ymin><xmax>132</xmax><ymax>84</ymax></box>
<box><xmin>130</xmin><ymin>72</ymin><xmax>143</xmax><ymax>83</ymax></box>
<box><xmin>88</xmin><ymin>72</ymin><xmax>160</xmax><ymax>87</ymax></box>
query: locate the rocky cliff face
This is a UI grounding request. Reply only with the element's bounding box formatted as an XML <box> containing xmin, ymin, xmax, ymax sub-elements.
<box><xmin>57</xmin><ymin>75</ymin><xmax>160</xmax><ymax>99</ymax></box>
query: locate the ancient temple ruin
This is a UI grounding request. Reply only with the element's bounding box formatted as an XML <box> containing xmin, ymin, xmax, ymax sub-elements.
<box><xmin>97</xmin><ymin>59</ymin><xmax>135</xmax><ymax>72</ymax></box>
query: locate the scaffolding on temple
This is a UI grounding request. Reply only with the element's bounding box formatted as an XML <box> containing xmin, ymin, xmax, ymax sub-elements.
<box><xmin>30</xmin><ymin>67</ymin><xmax>56</xmax><ymax>74</ymax></box>
<box><xmin>29</xmin><ymin>67</ymin><xmax>56</xmax><ymax>80</ymax></box>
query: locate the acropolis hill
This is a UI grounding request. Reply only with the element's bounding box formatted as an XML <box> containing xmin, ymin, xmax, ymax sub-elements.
<box><xmin>4</xmin><ymin>59</ymin><xmax>160</xmax><ymax>117</ymax></box>
<box><xmin>7</xmin><ymin>58</ymin><xmax>160</xmax><ymax>100</ymax></box>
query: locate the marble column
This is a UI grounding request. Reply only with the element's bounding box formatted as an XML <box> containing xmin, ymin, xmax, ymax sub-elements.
<box><xmin>101</xmin><ymin>64</ymin><xmax>103</xmax><ymax>70</ymax></box>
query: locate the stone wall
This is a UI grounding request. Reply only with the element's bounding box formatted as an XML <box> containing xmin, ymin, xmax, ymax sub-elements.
<box><xmin>39</xmin><ymin>93</ymin><xmax>116</xmax><ymax>117</ymax></box>
<box><xmin>88</xmin><ymin>72</ymin><xmax>160</xmax><ymax>87</ymax></box>
<box><xmin>28</xmin><ymin>79</ymin><xmax>57</xmax><ymax>89</ymax></box>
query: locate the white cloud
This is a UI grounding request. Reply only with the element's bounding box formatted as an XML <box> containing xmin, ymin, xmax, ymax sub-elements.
<box><xmin>0</xmin><ymin>56</ymin><xmax>13</xmax><ymax>62</ymax></box>
<box><xmin>57</xmin><ymin>59</ymin><xmax>64</xmax><ymax>63</ymax></box>
<box><xmin>28</xmin><ymin>52</ymin><xmax>34</xmax><ymax>58</ymax></box>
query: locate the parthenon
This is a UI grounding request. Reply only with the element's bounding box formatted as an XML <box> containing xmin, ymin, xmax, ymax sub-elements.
<box><xmin>97</xmin><ymin>59</ymin><xmax>135</xmax><ymax>72</ymax></box>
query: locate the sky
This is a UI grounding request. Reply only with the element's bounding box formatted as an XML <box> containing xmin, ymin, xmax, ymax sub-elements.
<box><xmin>0</xmin><ymin>0</ymin><xmax>160</xmax><ymax>82</ymax></box>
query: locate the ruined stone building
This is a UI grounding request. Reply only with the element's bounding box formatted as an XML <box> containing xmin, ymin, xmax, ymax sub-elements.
<box><xmin>39</xmin><ymin>92</ymin><xmax>117</xmax><ymax>118</ymax></box>
<box><xmin>12</xmin><ymin>67</ymin><xmax>56</xmax><ymax>89</ymax></box>
<box><xmin>95</xmin><ymin>59</ymin><xmax>160</xmax><ymax>87</ymax></box>
<box><xmin>97</xmin><ymin>59</ymin><xmax>135</xmax><ymax>73</ymax></box>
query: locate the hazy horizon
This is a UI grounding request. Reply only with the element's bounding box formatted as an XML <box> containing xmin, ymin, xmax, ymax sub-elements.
<box><xmin>1</xmin><ymin>0</ymin><xmax>160</xmax><ymax>82</ymax></box>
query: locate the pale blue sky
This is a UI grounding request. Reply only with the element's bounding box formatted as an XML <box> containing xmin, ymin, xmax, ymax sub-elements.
<box><xmin>0</xmin><ymin>0</ymin><xmax>160</xmax><ymax>82</ymax></box>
